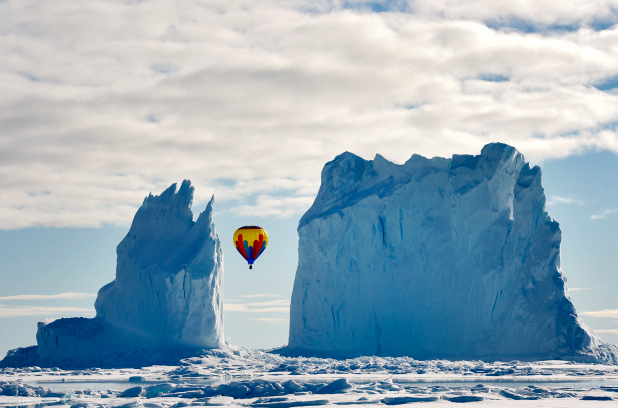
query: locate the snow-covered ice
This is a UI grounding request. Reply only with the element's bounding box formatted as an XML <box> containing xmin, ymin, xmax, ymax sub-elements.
<box><xmin>1</xmin><ymin>348</ymin><xmax>618</xmax><ymax>407</ymax></box>
<box><xmin>288</xmin><ymin>143</ymin><xmax>618</xmax><ymax>362</ymax></box>
<box><xmin>2</xmin><ymin>181</ymin><xmax>224</xmax><ymax>368</ymax></box>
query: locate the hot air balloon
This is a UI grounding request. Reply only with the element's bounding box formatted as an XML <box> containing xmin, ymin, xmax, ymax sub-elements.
<box><xmin>233</xmin><ymin>226</ymin><xmax>268</xmax><ymax>269</ymax></box>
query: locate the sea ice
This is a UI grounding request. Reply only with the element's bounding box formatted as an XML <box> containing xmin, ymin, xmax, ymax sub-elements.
<box><xmin>2</xmin><ymin>350</ymin><xmax>618</xmax><ymax>407</ymax></box>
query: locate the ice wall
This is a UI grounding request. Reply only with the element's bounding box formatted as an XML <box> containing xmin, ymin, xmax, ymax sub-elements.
<box><xmin>32</xmin><ymin>181</ymin><xmax>223</xmax><ymax>367</ymax></box>
<box><xmin>288</xmin><ymin>143</ymin><xmax>618</xmax><ymax>362</ymax></box>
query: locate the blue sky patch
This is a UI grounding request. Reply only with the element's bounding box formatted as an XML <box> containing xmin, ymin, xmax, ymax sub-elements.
<box><xmin>485</xmin><ymin>18</ymin><xmax>579</xmax><ymax>34</ymax></box>
<box><xmin>546</xmin><ymin>22</ymin><xmax>580</xmax><ymax>33</ymax></box>
<box><xmin>589</xmin><ymin>19</ymin><xmax>617</xmax><ymax>31</ymax></box>
<box><xmin>593</xmin><ymin>75</ymin><xmax>618</xmax><ymax>91</ymax></box>
<box><xmin>598</xmin><ymin>120</ymin><xmax>618</xmax><ymax>132</ymax></box>
<box><xmin>485</xmin><ymin>17</ymin><xmax>539</xmax><ymax>33</ymax></box>
<box><xmin>589</xmin><ymin>10</ymin><xmax>618</xmax><ymax>31</ymax></box>
<box><xmin>486</xmin><ymin>13</ymin><xmax>618</xmax><ymax>34</ymax></box>
<box><xmin>150</xmin><ymin>63</ymin><xmax>176</xmax><ymax>75</ymax></box>
<box><xmin>479</xmin><ymin>74</ymin><xmax>509</xmax><ymax>82</ymax></box>
<box><xmin>341</xmin><ymin>0</ymin><xmax>410</xmax><ymax>13</ymax></box>
<box><xmin>24</xmin><ymin>73</ymin><xmax>39</xmax><ymax>82</ymax></box>
<box><xmin>214</xmin><ymin>178</ymin><xmax>238</xmax><ymax>188</ymax></box>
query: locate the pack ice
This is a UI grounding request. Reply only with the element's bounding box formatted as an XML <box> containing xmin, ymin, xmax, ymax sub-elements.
<box><xmin>4</xmin><ymin>181</ymin><xmax>224</xmax><ymax>368</ymax></box>
<box><xmin>288</xmin><ymin>143</ymin><xmax>618</xmax><ymax>362</ymax></box>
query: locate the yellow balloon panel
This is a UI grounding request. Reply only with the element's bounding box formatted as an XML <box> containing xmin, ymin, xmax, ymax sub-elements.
<box><xmin>233</xmin><ymin>226</ymin><xmax>269</xmax><ymax>265</ymax></box>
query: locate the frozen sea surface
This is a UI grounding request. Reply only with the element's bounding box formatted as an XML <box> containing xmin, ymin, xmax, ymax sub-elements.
<box><xmin>1</xmin><ymin>347</ymin><xmax>617</xmax><ymax>407</ymax></box>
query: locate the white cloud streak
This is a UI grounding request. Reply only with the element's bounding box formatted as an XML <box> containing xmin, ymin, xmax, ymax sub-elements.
<box><xmin>224</xmin><ymin>299</ymin><xmax>290</xmax><ymax>313</ymax></box>
<box><xmin>1</xmin><ymin>0</ymin><xmax>618</xmax><ymax>228</ymax></box>
<box><xmin>0</xmin><ymin>305</ymin><xmax>95</xmax><ymax>318</ymax></box>
<box><xmin>594</xmin><ymin>329</ymin><xmax>618</xmax><ymax>335</ymax></box>
<box><xmin>0</xmin><ymin>293</ymin><xmax>97</xmax><ymax>301</ymax></box>
<box><xmin>567</xmin><ymin>287</ymin><xmax>595</xmax><ymax>292</ymax></box>
<box><xmin>247</xmin><ymin>317</ymin><xmax>288</xmax><ymax>323</ymax></box>
<box><xmin>239</xmin><ymin>294</ymin><xmax>284</xmax><ymax>298</ymax></box>
<box><xmin>546</xmin><ymin>195</ymin><xmax>586</xmax><ymax>206</ymax></box>
<box><xmin>590</xmin><ymin>208</ymin><xmax>618</xmax><ymax>220</ymax></box>
<box><xmin>580</xmin><ymin>309</ymin><xmax>618</xmax><ymax>318</ymax></box>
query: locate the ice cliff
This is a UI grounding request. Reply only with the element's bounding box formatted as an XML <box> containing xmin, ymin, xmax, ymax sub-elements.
<box><xmin>288</xmin><ymin>143</ymin><xmax>618</xmax><ymax>362</ymax></box>
<box><xmin>4</xmin><ymin>181</ymin><xmax>224</xmax><ymax>368</ymax></box>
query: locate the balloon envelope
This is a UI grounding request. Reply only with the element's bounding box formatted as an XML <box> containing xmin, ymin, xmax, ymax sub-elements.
<box><xmin>233</xmin><ymin>226</ymin><xmax>268</xmax><ymax>267</ymax></box>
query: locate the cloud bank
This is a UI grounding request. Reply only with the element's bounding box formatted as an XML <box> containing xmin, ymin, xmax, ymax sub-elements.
<box><xmin>0</xmin><ymin>305</ymin><xmax>94</xmax><ymax>318</ymax></box>
<box><xmin>581</xmin><ymin>309</ymin><xmax>618</xmax><ymax>318</ymax></box>
<box><xmin>594</xmin><ymin>329</ymin><xmax>618</xmax><ymax>335</ymax></box>
<box><xmin>1</xmin><ymin>0</ymin><xmax>618</xmax><ymax>228</ymax></box>
<box><xmin>0</xmin><ymin>293</ymin><xmax>97</xmax><ymax>301</ymax></box>
<box><xmin>224</xmin><ymin>299</ymin><xmax>290</xmax><ymax>313</ymax></box>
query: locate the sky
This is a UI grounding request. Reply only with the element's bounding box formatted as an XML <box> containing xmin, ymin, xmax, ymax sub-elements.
<box><xmin>1</xmin><ymin>0</ymin><xmax>618</xmax><ymax>358</ymax></box>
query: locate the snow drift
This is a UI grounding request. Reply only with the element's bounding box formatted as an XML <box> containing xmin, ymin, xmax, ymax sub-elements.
<box><xmin>287</xmin><ymin>143</ymin><xmax>618</xmax><ymax>362</ymax></box>
<box><xmin>3</xmin><ymin>181</ymin><xmax>224</xmax><ymax>368</ymax></box>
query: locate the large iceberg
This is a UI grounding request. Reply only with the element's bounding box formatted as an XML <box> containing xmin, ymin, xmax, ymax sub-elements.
<box><xmin>288</xmin><ymin>143</ymin><xmax>618</xmax><ymax>362</ymax></box>
<box><xmin>3</xmin><ymin>181</ymin><xmax>224</xmax><ymax>368</ymax></box>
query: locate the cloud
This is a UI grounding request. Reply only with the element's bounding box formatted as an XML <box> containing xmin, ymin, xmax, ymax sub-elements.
<box><xmin>239</xmin><ymin>294</ymin><xmax>284</xmax><ymax>298</ymax></box>
<box><xmin>0</xmin><ymin>305</ymin><xmax>95</xmax><ymax>318</ymax></box>
<box><xmin>247</xmin><ymin>317</ymin><xmax>288</xmax><ymax>323</ymax></box>
<box><xmin>0</xmin><ymin>293</ymin><xmax>97</xmax><ymax>301</ymax></box>
<box><xmin>567</xmin><ymin>287</ymin><xmax>596</xmax><ymax>291</ymax></box>
<box><xmin>594</xmin><ymin>329</ymin><xmax>618</xmax><ymax>335</ymax></box>
<box><xmin>300</xmin><ymin>0</ymin><xmax>618</xmax><ymax>31</ymax></box>
<box><xmin>230</xmin><ymin>195</ymin><xmax>315</xmax><ymax>218</ymax></box>
<box><xmin>408</xmin><ymin>0</ymin><xmax>618</xmax><ymax>31</ymax></box>
<box><xmin>590</xmin><ymin>208</ymin><xmax>618</xmax><ymax>220</ymax></box>
<box><xmin>224</xmin><ymin>299</ymin><xmax>290</xmax><ymax>313</ymax></box>
<box><xmin>546</xmin><ymin>195</ymin><xmax>586</xmax><ymax>206</ymax></box>
<box><xmin>1</xmin><ymin>0</ymin><xmax>618</xmax><ymax>228</ymax></box>
<box><xmin>580</xmin><ymin>309</ymin><xmax>618</xmax><ymax>318</ymax></box>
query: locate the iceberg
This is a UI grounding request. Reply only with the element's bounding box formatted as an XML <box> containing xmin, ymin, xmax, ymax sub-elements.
<box><xmin>287</xmin><ymin>143</ymin><xmax>618</xmax><ymax>362</ymax></box>
<box><xmin>3</xmin><ymin>180</ymin><xmax>224</xmax><ymax>368</ymax></box>
<box><xmin>92</xmin><ymin>180</ymin><xmax>223</xmax><ymax>350</ymax></box>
